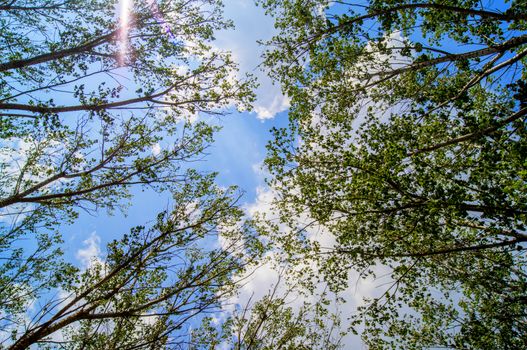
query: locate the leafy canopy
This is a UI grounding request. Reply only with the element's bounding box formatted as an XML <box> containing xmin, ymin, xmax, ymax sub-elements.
<box><xmin>0</xmin><ymin>0</ymin><xmax>260</xmax><ymax>347</ymax></box>
<box><xmin>261</xmin><ymin>0</ymin><xmax>527</xmax><ymax>348</ymax></box>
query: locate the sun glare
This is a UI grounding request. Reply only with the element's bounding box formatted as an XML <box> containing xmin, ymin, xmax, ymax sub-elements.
<box><xmin>118</xmin><ymin>0</ymin><xmax>132</xmax><ymax>66</ymax></box>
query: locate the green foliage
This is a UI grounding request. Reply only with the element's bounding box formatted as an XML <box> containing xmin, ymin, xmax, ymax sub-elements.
<box><xmin>191</xmin><ymin>278</ymin><xmax>345</xmax><ymax>349</ymax></box>
<box><xmin>0</xmin><ymin>0</ymin><xmax>255</xmax><ymax>223</ymax></box>
<box><xmin>261</xmin><ymin>0</ymin><xmax>527</xmax><ymax>348</ymax></box>
<box><xmin>5</xmin><ymin>176</ymin><xmax>261</xmax><ymax>349</ymax></box>
<box><xmin>0</xmin><ymin>0</ymin><xmax>260</xmax><ymax>348</ymax></box>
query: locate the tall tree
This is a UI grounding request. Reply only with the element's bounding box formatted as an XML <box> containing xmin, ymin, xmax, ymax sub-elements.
<box><xmin>0</xmin><ymin>0</ymin><xmax>258</xmax><ymax>347</ymax></box>
<box><xmin>3</xmin><ymin>175</ymin><xmax>263</xmax><ymax>349</ymax></box>
<box><xmin>261</xmin><ymin>0</ymin><xmax>527</xmax><ymax>348</ymax></box>
<box><xmin>0</xmin><ymin>0</ymin><xmax>253</xmax><ymax>225</ymax></box>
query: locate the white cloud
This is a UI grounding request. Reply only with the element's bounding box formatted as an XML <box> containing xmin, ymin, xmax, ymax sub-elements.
<box><xmin>151</xmin><ymin>142</ymin><xmax>161</xmax><ymax>156</ymax></box>
<box><xmin>76</xmin><ymin>232</ymin><xmax>102</xmax><ymax>269</ymax></box>
<box><xmin>214</xmin><ymin>0</ymin><xmax>289</xmax><ymax>119</ymax></box>
<box><xmin>253</xmin><ymin>94</ymin><xmax>290</xmax><ymax>120</ymax></box>
<box><xmin>250</xmin><ymin>161</ymin><xmax>271</xmax><ymax>183</ymax></box>
<box><xmin>245</xmin><ymin>185</ymin><xmax>275</xmax><ymax>218</ymax></box>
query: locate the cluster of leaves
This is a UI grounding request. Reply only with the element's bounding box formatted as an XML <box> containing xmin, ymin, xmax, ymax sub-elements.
<box><xmin>260</xmin><ymin>0</ymin><xmax>527</xmax><ymax>348</ymax></box>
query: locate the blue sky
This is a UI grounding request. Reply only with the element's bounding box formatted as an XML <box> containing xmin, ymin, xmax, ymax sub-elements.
<box><xmin>62</xmin><ymin>0</ymin><xmax>290</xmax><ymax>260</ymax></box>
<box><xmin>64</xmin><ymin>110</ymin><xmax>290</xmax><ymax>261</ymax></box>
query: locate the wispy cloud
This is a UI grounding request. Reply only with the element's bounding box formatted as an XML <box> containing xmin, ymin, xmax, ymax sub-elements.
<box><xmin>215</xmin><ymin>0</ymin><xmax>289</xmax><ymax>119</ymax></box>
<box><xmin>75</xmin><ymin>232</ymin><xmax>102</xmax><ymax>269</ymax></box>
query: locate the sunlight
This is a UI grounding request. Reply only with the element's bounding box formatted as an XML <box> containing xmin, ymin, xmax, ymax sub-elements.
<box><xmin>118</xmin><ymin>0</ymin><xmax>132</xmax><ymax>66</ymax></box>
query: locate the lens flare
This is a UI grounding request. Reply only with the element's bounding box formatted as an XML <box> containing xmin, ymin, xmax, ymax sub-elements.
<box><xmin>118</xmin><ymin>0</ymin><xmax>174</xmax><ymax>66</ymax></box>
<box><xmin>118</xmin><ymin>0</ymin><xmax>132</xmax><ymax>66</ymax></box>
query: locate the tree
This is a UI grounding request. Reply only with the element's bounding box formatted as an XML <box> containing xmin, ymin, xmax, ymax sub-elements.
<box><xmin>0</xmin><ymin>0</ymin><xmax>253</xmax><ymax>221</ymax></box>
<box><xmin>0</xmin><ymin>0</ymin><xmax>259</xmax><ymax>347</ymax></box>
<box><xmin>191</xmin><ymin>273</ymin><xmax>344</xmax><ymax>349</ymax></box>
<box><xmin>260</xmin><ymin>0</ymin><xmax>527</xmax><ymax>348</ymax></box>
<box><xmin>3</xmin><ymin>175</ymin><xmax>263</xmax><ymax>349</ymax></box>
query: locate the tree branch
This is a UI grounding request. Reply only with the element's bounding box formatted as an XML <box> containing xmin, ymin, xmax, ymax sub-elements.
<box><xmin>335</xmin><ymin>238</ymin><xmax>526</xmax><ymax>259</ymax></box>
<box><xmin>0</xmin><ymin>30</ymin><xmax>118</xmax><ymax>72</ymax></box>
<box><xmin>409</xmin><ymin>106</ymin><xmax>527</xmax><ymax>156</ymax></box>
<box><xmin>367</xmin><ymin>34</ymin><xmax>527</xmax><ymax>79</ymax></box>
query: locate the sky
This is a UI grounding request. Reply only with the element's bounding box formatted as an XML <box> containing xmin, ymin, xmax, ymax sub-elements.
<box><xmin>63</xmin><ymin>0</ymin><xmax>288</xmax><ymax>258</ymax></box>
<box><xmin>2</xmin><ymin>0</ymin><xmax>522</xmax><ymax>347</ymax></box>
<box><xmin>50</xmin><ymin>0</ymin><xmax>374</xmax><ymax>347</ymax></box>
